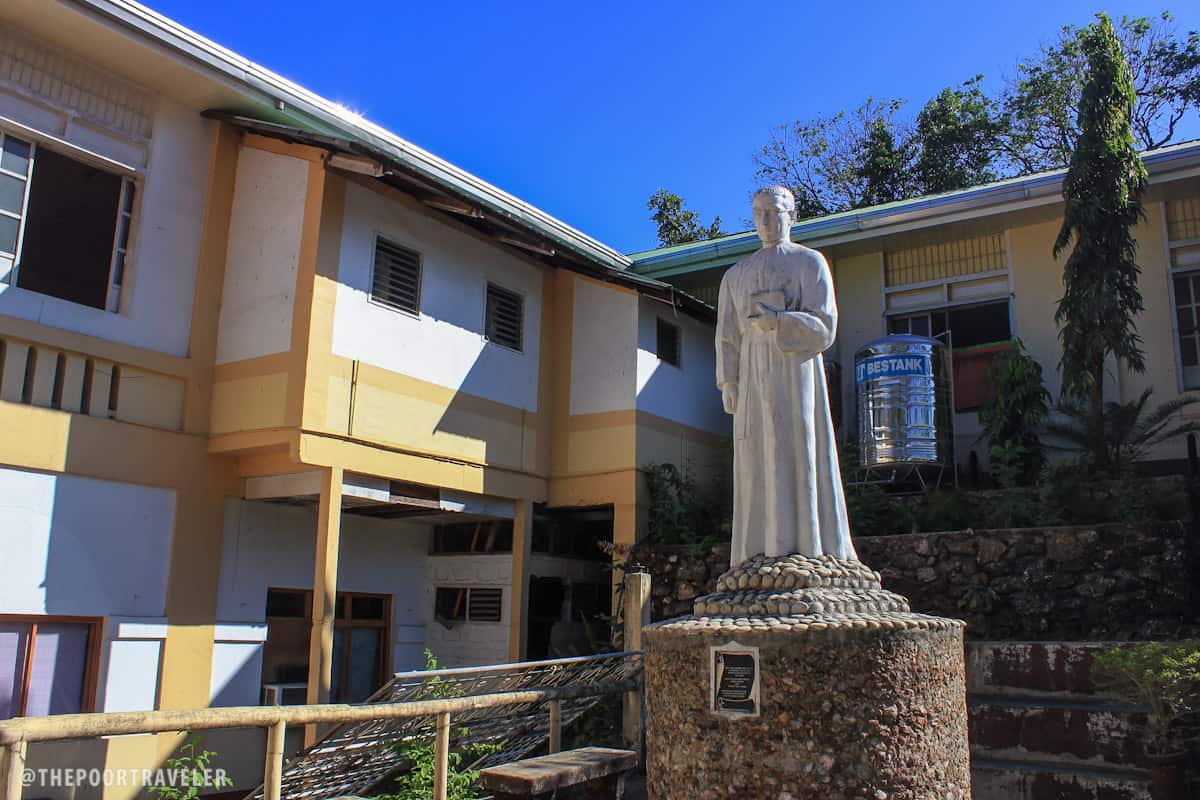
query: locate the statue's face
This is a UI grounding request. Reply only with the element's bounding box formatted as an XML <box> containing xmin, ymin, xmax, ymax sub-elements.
<box><xmin>753</xmin><ymin>196</ymin><xmax>792</xmax><ymax>245</ymax></box>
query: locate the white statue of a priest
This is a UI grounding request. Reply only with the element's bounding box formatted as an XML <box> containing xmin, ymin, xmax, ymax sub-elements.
<box><xmin>716</xmin><ymin>185</ymin><xmax>857</xmax><ymax>567</ymax></box>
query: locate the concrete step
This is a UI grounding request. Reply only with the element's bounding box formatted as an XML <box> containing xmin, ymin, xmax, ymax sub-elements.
<box><xmin>972</xmin><ymin>755</ymin><xmax>1151</xmax><ymax>800</ymax></box>
<box><xmin>969</xmin><ymin>694</ymin><xmax>1150</xmax><ymax>769</ymax></box>
<box><xmin>967</xmin><ymin>641</ymin><xmax>1129</xmax><ymax>698</ymax></box>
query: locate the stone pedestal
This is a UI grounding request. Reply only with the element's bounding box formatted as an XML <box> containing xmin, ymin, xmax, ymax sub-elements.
<box><xmin>643</xmin><ymin>554</ymin><xmax>970</xmax><ymax>800</ymax></box>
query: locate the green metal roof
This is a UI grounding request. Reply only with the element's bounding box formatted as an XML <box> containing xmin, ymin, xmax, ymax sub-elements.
<box><xmin>628</xmin><ymin>140</ymin><xmax>1200</xmax><ymax>280</ymax></box>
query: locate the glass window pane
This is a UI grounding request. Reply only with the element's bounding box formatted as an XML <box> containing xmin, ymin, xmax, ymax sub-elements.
<box><xmin>111</xmin><ymin>251</ymin><xmax>126</xmax><ymax>285</ymax></box>
<box><xmin>1</xmin><ymin>137</ymin><xmax>31</xmax><ymax>176</ymax></box>
<box><xmin>0</xmin><ymin>623</ymin><xmax>30</xmax><ymax>719</ymax></box>
<box><xmin>114</xmin><ymin>214</ymin><xmax>130</xmax><ymax>250</ymax></box>
<box><xmin>0</xmin><ymin>215</ymin><xmax>18</xmax><ymax>254</ymax></box>
<box><xmin>329</xmin><ymin>627</ymin><xmax>347</xmax><ymax>703</ymax></box>
<box><xmin>931</xmin><ymin>311</ymin><xmax>949</xmax><ymax>338</ymax></box>
<box><xmin>350</xmin><ymin>596</ymin><xmax>386</xmax><ymax>621</ymax></box>
<box><xmin>265</xmin><ymin>590</ymin><xmax>305</xmax><ymax>618</ymax></box>
<box><xmin>0</xmin><ymin>174</ymin><xmax>25</xmax><ymax>215</ymax></box>
<box><xmin>121</xmin><ymin>182</ymin><xmax>135</xmax><ymax>213</ymax></box>
<box><xmin>1183</xmin><ymin>336</ymin><xmax>1199</xmax><ymax>368</ymax></box>
<box><xmin>346</xmin><ymin>628</ymin><xmax>382</xmax><ymax>702</ymax></box>
<box><xmin>23</xmin><ymin>623</ymin><xmax>89</xmax><ymax>716</ymax></box>
<box><xmin>948</xmin><ymin>301</ymin><xmax>1011</xmax><ymax>348</ymax></box>
<box><xmin>1175</xmin><ymin>275</ymin><xmax>1193</xmax><ymax>306</ymax></box>
<box><xmin>1179</xmin><ymin>306</ymin><xmax>1196</xmax><ymax>335</ymax></box>
<box><xmin>911</xmin><ymin>315</ymin><xmax>930</xmax><ymax>337</ymax></box>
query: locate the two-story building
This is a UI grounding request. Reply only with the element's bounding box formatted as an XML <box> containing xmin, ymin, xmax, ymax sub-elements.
<box><xmin>629</xmin><ymin>146</ymin><xmax>1200</xmax><ymax>471</ymax></box>
<box><xmin>0</xmin><ymin>0</ymin><xmax>728</xmax><ymax>787</ymax></box>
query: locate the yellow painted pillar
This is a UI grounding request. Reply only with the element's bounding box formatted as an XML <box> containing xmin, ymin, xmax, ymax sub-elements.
<box><xmin>507</xmin><ymin>499</ymin><xmax>534</xmax><ymax>662</ymax></box>
<box><xmin>611</xmin><ymin>501</ymin><xmax>638</xmax><ymax>621</ymax></box>
<box><xmin>306</xmin><ymin>466</ymin><xmax>343</xmax><ymax>745</ymax></box>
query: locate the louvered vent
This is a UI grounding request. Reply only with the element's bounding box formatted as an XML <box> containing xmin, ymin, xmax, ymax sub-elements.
<box><xmin>371</xmin><ymin>237</ymin><xmax>422</xmax><ymax>314</ymax></box>
<box><xmin>468</xmin><ymin>588</ymin><xmax>503</xmax><ymax>622</ymax></box>
<box><xmin>485</xmin><ymin>283</ymin><xmax>524</xmax><ymax>351</ymax></box>
<box><xmin>657</xmin><ymin>318</ymin><xmax>681</xmax><ymax>367</ymax></box>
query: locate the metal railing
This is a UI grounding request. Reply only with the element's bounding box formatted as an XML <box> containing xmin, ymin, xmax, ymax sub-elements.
<box><xmin>0</xmin><ymin>572</ymin><xmax>654</xmax><ymax>800</ymax></box>
<box><xmin>0</xmin><ymin>677</ymin><xmax>637</xmax><ymax>800</ymax></box>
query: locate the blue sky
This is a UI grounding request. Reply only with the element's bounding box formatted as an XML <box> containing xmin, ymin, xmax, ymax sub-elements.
<box><xmin>151</xmin><ymin>1</ymin><xmax>1200</xmax><ymax>254</ymax></box>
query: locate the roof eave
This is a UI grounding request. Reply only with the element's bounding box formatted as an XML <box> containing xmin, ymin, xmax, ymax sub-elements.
<box><xmin>630</xmin><ymin>142</ymin><xmax>1200</xmax><ymax>278</ymax></box>
<box><xmin>68</xmin><ymin>0</ymin><xmax>632</xmax><ymax>274</ymax></box>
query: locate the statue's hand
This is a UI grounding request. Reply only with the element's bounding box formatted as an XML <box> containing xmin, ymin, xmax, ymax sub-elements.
<box><xmin>721</xmin><ymin>383</ymin><xmax>738</xmax><ymax>415</ymax></box>
<box><xmin>750</xmin><ymin>301</ymin><xmax>780</xmax><ymax>332</ymax></box>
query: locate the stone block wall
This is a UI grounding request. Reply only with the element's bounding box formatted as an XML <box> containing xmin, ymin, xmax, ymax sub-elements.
<box><xmin>631</xmin><ymin>522</ymin><xmax>1197</xmax><ymax>640</ymax></box>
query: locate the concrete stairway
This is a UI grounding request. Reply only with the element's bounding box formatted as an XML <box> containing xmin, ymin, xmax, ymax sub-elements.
<box><xmin>966</xmin><ymin>642</ymin><xmax>1153</xmax><ymax>800</ymax></box>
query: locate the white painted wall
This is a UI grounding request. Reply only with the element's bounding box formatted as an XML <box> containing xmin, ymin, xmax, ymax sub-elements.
<box><xmin>214</xmin><ymin>147</ymin><xmax>308</xmax><ymax>364</ymax></box>
<box><xmin>0</xmin><ymin>100</ymin><xmax>211</xmax><ymax>356</ymax></box>
<box><xmin>211</xmin><ymin>499</ymin><xmax>430</xmax><ymax>706</ymax></box>
<box><xmin>635</xmin><ymin>296</ymin><xmax>728</xmax><ymax>436</ymax></box>
<box><xmin>0</xmin><ymin>466</ymin><xmax>175</xmax><ymax>616</ymax></box>
<box><xmin>0</xmin><ymin>466</ymin><xmax>176</xmax><ymax>712</ymax></box>
<box><xmin>425</xmin><ymin>553</ymin><xmax>609</xmax><ymax>667</ymax></box>
<box><xmin>426</xmin><ymin>554</ymin><xmax>512</xmax><ymax>668</ymax></box>
<box><xmin>570</xmin><ymin>278</ymin><xmax>638</xmax><ymax>415</ymax></box>
<box><xmin>332</xmin><ymin>182</ymin><xmax>544</xmax><ymax>411</ymax></box>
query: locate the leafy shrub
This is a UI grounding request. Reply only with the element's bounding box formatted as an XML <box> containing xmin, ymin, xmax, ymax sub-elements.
<box><xmin>979</xmin><ymin>340</ymin><xmax>1051</xmax><ymax>486</ymax></box>
<box><xmin>1092</xmin><ymin>641</ymin><xmax>1200</xmax><ymax>755</ymax></box>
<box><xmin>377</xmin><ymin>651</ymin><xmax>499</xmax><ymax>800</ymax></box>
<box><xmin>1044</xmin><ymin>388</ymin><xmax>1200</xmax><ymax>476</ymax></box>
<box><xmin>642</xmin><ymin>461</ymin><xmax>730</xmax><ymax>546</ymax></box>
<box><xmin>147</xmin><ymin>737</ymin><xmax>232</xmax><ymax>800</ymax></box>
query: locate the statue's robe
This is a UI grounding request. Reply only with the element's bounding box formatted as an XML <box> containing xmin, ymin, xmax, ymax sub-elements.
<box><xmin>716</xmin><ymin>241</ymin><xmax>856</xmax><ymax>566</ymax></box>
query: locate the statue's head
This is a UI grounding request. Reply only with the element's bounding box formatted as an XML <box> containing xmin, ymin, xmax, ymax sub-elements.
<box><xmin>752</xmin><ymin>186</ymin><xmax>794</xmax><ymax>246</ymax></box>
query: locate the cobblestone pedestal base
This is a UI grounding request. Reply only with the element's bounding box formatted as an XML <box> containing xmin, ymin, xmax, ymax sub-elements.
<box><xmin>643</xmin><ymin>554</ymin><xmax>970</xmax><ymax>800</ymax></box>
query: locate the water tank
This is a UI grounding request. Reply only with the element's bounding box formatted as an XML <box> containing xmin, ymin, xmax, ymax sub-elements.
<box><xmin>855</xmin><ymin>334</ymin><xmax>953</xmax><ymax>472</ymax></box>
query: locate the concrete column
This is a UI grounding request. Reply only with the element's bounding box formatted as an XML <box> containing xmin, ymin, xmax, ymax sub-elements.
<box><xmin>508</xmin><ymin>498</ymin><xmax>534</xmax><ymax>662</ymax></box>
<box><xmin>610</xmin><ymin>502</ymin><xmax>638</xmax><ymax>617</ymax></box>
<box><xmin>306</xmin><ymin>466</ymin><xmax>343</xmax><ymax>745</ymax></box>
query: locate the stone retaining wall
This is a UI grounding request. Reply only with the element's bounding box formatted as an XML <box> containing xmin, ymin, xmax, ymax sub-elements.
<box><xmin>631</xmin><ymin>522</ymin><xmax>1196</xmax><ymax>640</ymax></box>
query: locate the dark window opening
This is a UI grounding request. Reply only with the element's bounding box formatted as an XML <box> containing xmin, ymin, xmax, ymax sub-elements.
<box><xmin>532</xmin><ymin>506</ymin><xmax>613</xmax><ymax>561</ymax></box>
<box><xmin>888</xmin><ymin>300</ymin><xmax>1013</xmax><ymax>411</ymax></box>
<box><xmin>435</xmin><ymin>587</ymin><xmax>502</xmax><ymax>623</ymax></box>
<box><xmin>887</xmin><ymin>299</ymin><xmax>1010</xmax><ymax>349</ymax></box>
<box><xmin>16</xmin><ymin>147</ymin><xmax>124</xmax><ymax>309</ymax></box>
<box><xmin>656</xmin><ymin>318</ymin><xmax>681</xmax><ymax>366</ymax></box>
<box><xmin>526</xmin><ymin>577</ymin><xmax>566</xmax><ymax>661</ymax></box>
<box><xmin>370</xmin><ymin>237</ymin><xmax>422</xmax><ymax>315</ymax></box>
<box><xmin>485</xmin><ymin>283</ymin><xmax>524</xmax><ymax>351</ymax></box>
<box><xmin>432</xmin><ymin>520</ymin><xmax>514</xmax><ymax>554</ymax></box>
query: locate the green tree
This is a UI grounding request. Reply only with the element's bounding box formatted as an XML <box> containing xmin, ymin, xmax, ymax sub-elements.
<box><xmin>1052</xmin><ymin>13</ymin><xmax>1149</xmax><ymax>469</ymax></box>
<box><xmin>978</xmin><ymin>341</ymin><xmax>1050</xmax><ymax>486</ymax></box>
<box><xmin>753</xmin><ymin>98</ymin><xmax>912</xmax><ymax>216</ymax></box>
<box><xmin>1003</xmin><ymin>13</ymin><xmax>1200</xmax><ymax>172</ymax></box>
<box><xmin>856</xmin><ymin>116</ymin><xmax>917</xmax><ymax>206</ymax></box>
<box><xmin>646</xmin><ymin>189</ymin><xmax>723</xmax><ymax>247</ymax></box>
<box><xmin>1044</xmin><ymin>388</ymin><xmax>1200</xmax><ymax>475</ymax></box>
<box><xmin>914</xmin><ymin>76</ymin><xmax>1007</xmax><ymax>193</ymax></box>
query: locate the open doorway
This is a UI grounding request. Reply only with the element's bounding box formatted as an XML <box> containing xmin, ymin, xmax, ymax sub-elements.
<box><xmin>524</xmin><ymin>505</ymin><xmax>614</xmax><ymax>660</ymax></box>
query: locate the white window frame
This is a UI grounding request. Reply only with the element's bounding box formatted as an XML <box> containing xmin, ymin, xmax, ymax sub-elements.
<box><xmin>878</xmin><ymin>231</ymin><xmax>1014</xmax><ymax>339</ymax></box>
<box><xmin>1163</xmin><ymin>201</ymin><xmax>1200</xmax><ymax>393</ymax></box>
<box><xmin>0</xmin><ymin>125</ymin><xmax>139</xmax><ymax>313</ymax></box>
